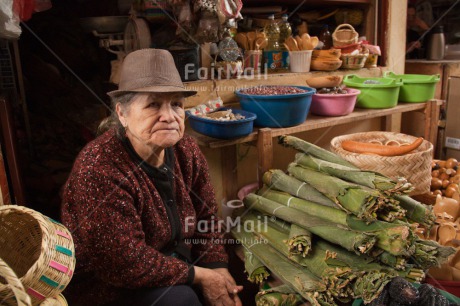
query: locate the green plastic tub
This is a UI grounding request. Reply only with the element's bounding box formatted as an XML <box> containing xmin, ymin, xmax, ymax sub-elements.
<box><xmin>343</xmin><ymin>75</ymin><xmax>403</xmax><ymax>109</ymax></box>
<box><xmin>383</xmin><ymin>71</ymin><xmax>440</xmax><ymax>103</ymax></box>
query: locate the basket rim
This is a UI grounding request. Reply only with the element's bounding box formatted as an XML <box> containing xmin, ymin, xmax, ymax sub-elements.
<box><xmin>0</xmin><ymin>206</ymin><xmax>48</xmax><ymax>282</ymax></box>
<box><xmin>330</xmin><ymin>131</ymin><xmax>433</xmax><ymax>158</ymax></box>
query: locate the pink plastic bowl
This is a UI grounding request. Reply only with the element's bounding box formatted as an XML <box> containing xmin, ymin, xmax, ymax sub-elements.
<box><xmin>310</xmin><ymin>87</ymin><xmax>361</xmax><ymax>116</ymax></box>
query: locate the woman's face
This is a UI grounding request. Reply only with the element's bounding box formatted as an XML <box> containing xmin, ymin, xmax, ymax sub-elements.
<box><xmin>116</xmin><ymin>92</ymin><xmax>186</xmax><ymax>153</ymax></box>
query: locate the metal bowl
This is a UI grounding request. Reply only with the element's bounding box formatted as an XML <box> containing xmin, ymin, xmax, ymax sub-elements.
<box><xmin>79</xmin><ymin>16</ymin><xmax>129</xmax><ymax>34</ymax></box>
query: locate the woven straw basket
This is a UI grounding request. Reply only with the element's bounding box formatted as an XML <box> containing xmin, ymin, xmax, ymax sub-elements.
<box><xmin>0</xmin><ymin>205</ymin><xmax>75</xmax><ymax>305</ymax></box>
<box><xmin>330</xmin><ymin>132</ymin><xmax>433</xmax><ymax>195</ymax></box>
<box><xmin>332</xmin><ymin>24</ymin><xmax>359</xmax><ymax>47</ymax></box>
<box><xmin>39</xmin><ymin>294</ymin><xmax>67</xmax><ymax>306</ymax></box>
<box><xmin>0</xmin><ymin>257</ymin><xmax>31</xmax><ymax>306</ymax></box>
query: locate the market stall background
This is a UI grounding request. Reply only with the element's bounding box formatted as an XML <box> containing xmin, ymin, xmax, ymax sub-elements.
<box><xmin>0</xmin><ymin>0</ymin><xmax>456</xmax><ymax>251</ymax></box>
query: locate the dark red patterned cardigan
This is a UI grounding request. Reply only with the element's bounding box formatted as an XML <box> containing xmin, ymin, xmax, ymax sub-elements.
<box><xmin>61</xmin><ymin>129</ymin><xmax>228</xmax><ymax>305</ymax></box>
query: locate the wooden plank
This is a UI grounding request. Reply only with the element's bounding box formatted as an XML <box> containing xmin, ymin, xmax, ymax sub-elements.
<box><xmin>0</xmin><ymin>97</ymin><xmax>25</xmax><ymax>205</ymax></box>
<box><xmin>257</xmin><ymin>128</ymin><xmax>273</xmax><ymax>188</ymax></box>
<box><xmin>267</xmin><ymin>103</ymin><xmax>426</xmax><ymax>138</ymax></box>
<box><xmin>188</xmin><ymin>103</ymin><xmax>428</xmax><ymax>148</ymax></box>
<box><xmin>221</xmin><ymin>145</ymin><xmax>238</xmax><ymax>200</ymax></box>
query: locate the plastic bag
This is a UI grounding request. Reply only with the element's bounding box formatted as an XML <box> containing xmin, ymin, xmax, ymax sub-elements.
<box><xmin>195</xmin><ymin>11</ymin><xmax>219</xmax><ymax>43</ymax></box>
<box><xmin>0</xmin><ymin>0</ymin><xmax>21</xmax><ymax>39</ymax></box>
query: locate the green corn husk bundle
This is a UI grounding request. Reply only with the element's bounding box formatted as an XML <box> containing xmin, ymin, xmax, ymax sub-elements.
<box><xmin>288</xmin><ymin>163</ymin><xmax>384</xmax><ymax>222</ymax></box>
<box><xmin>244</xmin><ymin>193</ymin><xmax>377</xmax><ymax>255</ymax></box>
<box><xmin>279</xmin><ymin>135</ymin><xmax>358</xmax><ymax>169</ymax></box>
<box><xmin>259</xmin><ymin>188</ymin><xmax>414</xmax><ymax>256</ymax></box>
<box><xmin>231</xmin><ymin>228</ymin><xmax>336</xmax><ymax>306</ymax></box>
<box><xmin>411</xmin><ymin>239</ymin><xmax>456</xmax><ymax>270</ymax></box>
<box><xmin>262</xmin><ymin>170</ymin><xmax>337</xmax><ymax>208</ymax></box>
<box><xmin>244</xmin><ymin>247</ymin><xmax>270</xmax><ymax>284</ymax></box>
<box><xmin>256</xmin><ymin>285</ymin><xmax>304</xmax><ymax>306</ymax></box>
<box><xmin>394</xmin><ymin>195</ymin><xmax>436</xmax><ymax>229</ymax></box>
<box><xmin>294</xmin><ymin>153</ymin><xmax>413</xmax><ymax>196</ymax></box>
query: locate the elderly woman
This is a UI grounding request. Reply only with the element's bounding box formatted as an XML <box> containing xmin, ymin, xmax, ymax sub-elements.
<box><xmin>61</xmin><ymin>49</ymin><xmax>242</xmax><ymax>306</ymax></box>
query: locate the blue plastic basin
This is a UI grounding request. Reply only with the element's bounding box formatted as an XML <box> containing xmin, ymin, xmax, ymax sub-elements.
<box><xmin>235</xmin><ymin>86</ymin><xmax>316</xmax><ymax>127</ymax></box>
<box><xmin>186</xmin><ymin>108</ymin><xmax>257</xmax><ymax>139</ymax></box>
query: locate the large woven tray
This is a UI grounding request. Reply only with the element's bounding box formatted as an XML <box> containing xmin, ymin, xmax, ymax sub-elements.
<box><xmin>330</xmin><ymin>132</ymin><xmax>433</xmax><ymax>195</ymax></box>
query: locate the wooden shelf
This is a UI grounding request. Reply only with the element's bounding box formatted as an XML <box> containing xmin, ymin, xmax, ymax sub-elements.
<box><xmin>187</xmin><ymin>102</ymin><xmax>429</xmax><ymax>149</ymax></box>
<box><xmin>186</xmin><ymin>100</ymin><xmax>441</xmax><ymax>200</ymax></box>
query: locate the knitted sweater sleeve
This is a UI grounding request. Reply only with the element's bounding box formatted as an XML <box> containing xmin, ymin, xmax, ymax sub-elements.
<box><xmin>181</xmin><ymin>138</ymin><xmax>229</xmax><ymax>268</ymax></box>
<box><xmin>62</xmin><ymin>161</ymin><xmax>194</xmax><ymax>289</ymax></box>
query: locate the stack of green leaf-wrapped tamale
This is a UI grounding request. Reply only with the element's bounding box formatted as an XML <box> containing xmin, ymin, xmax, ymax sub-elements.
<box><xmin>233</xmin><ymin>135</ymin><xmax>455</xmax><ymax>306</ymax></box>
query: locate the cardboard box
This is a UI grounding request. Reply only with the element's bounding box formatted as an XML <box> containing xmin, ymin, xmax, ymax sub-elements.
<box><xmin>445</xmin><ymin>76</ymin><xmax>460</xmax><ymax>160</ymax></box>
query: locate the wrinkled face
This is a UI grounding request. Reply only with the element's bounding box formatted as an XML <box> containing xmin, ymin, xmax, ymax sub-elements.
<box><xmin>116</xmin><ymin>92</ymin><xmax>186</xmax><ymax>154</ymax></box>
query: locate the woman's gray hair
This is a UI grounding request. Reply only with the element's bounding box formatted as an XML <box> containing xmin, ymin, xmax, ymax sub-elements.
<box><xmin>97</xmin><ymin>92</ymin><xmax>137</xmax><ymax>137</ymax></box>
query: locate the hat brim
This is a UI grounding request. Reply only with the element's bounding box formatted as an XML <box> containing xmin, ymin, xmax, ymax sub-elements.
<box><xmin>107</xmin><ymin>85</ymin><xmax>197</xmax><ymax>98</ymax></box>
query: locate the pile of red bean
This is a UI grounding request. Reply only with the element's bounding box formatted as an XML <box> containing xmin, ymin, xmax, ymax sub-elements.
<box><xmin>239</xmin><ymin>86</ymin><xmax>308</xmax><ymax>96</ymax></box>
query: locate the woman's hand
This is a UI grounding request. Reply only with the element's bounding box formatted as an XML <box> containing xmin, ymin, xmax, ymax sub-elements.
<box><xmin>194</xmin><ymin>266</ymin><xmax>243</xmax><ymax>306</ymax></box>
<box><xmin>213</xmin><ymin>268</ymin><xmax>243</xmax><ymax>306</ymax></box>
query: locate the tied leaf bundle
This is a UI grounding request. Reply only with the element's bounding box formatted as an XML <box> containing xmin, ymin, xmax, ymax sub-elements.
<box><xmin>246</xmin><ymin>214</ymin><xmax>359</xmax><ymax>302</ymax></box>
<box><xmin>231</xmin><ymin>228</ymin><xmax>336</xmax><ymax>306</ymax></box>
<box><xmin>261</xmin><ymin>169</ymin><xmax>337</xmax><ymax>208</ymax></box>
<box><xmin>294</xmin><ymin>153</ymin><xmax>413</xmax><ymax>196</ymax></box>
<box><xmin>261</xmin><ymin>216</ymin><xmax>312</xmax><ymax>258</ymax></box>
<box><xmin>288</xmin><ymin>224</ymin><xmax>312</xmax><ymax>258</ymax></box>
<box><xmin>259</xmin><ymin>188</ymin><xmax>414</xmax><ymax>256</ymax></box>
<box><xmin>279</xmin><ymin>135</ymin><xmax>358</xmax><ymax>169</ymax></box>
<box><xmin>315</xmin><ymin>239</ymin><xmax>425</xmax><ymax>303</ymax></box>
<box><xmin>413</xmin><ymin>239</ymin><xmax>456</xmax><ymax>270</ymax></box>
<box><xmin>288</xmin><ymin>163</ymin><xmax>393</xmax><ymax>223</ymax></box>
<box><xmin>244</xmin><ymin>248</ymin><xmax>270</xmax><ymax>284</ymax></box>
<box><xmin>244</xmin><ymin>193</ymin><xmax>377</xmax><ymax>255</ymax></box>
<box><xmin>255</xmin><ymin>285</ymin><xmax>304</xmax><ymax>306</ymax></box>
<box><xmin>394</xmin><ymin>195</ymin><xmax>436</xmax><ymax>229</ymax></box>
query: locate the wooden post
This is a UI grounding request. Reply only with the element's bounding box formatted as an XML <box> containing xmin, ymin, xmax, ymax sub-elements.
<box><xmin>383</xmin><ymin>113</ymin><xmax>402</xmax><ymax>132</ymax></box>
<box><xmin>423</xmin><ymin>99</ymin><xmax>442</xmax><ymax>156</ymax></box>
<box><xmin>257</xmin><ymin>128</ymin><xmax>273</xmax><ymax>188</ymax></box>
<box><xmin>221</xmin><ymin>145</ymin><xmax>238</xmax><ymax>200</ymax></box>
